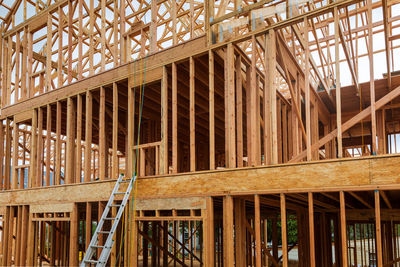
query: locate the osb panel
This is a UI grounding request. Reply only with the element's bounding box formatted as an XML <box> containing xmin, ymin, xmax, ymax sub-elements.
<box><xmin>30</xmin><ymin>203</ymin><xmax>74</xmax><ymax>213</ymax></box>
<box><xmin>0</xmin><ymin>155</ymin><xmax>399</xmax><ymax>206</ymax></box>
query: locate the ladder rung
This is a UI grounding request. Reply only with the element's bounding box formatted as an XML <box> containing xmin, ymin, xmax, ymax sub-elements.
<box><xmin>84</xmin><ymin>259</ymin><xmax>99</xmax><ymax>264</ymax></box>
<box><xmin>120</xmin><ymin>180</ymin><xmax>131</xmax><ymax>183</ymax></box>
<box><xmin>104</xmin><ymin>217</ymin><xmax>116</xmax><ymax>220</ymax></box>
<box><xmin>98</xmin><ymin>231</ymin><xmax>110</xmax><ymax>234</ymax></box>
<box><xmin>114</xmin><ymin>192</ymin><xmax>126</xmax><ymax>195</ymax></box>
<box><xmin>91</xmin><ymin>245</ymin><xmax>105</xmax><ymax>248</ymax></box>
<box><xmin>109</xmin><ymin>204</ymin><xmax>121</xmax><ymax>207</ymax></box>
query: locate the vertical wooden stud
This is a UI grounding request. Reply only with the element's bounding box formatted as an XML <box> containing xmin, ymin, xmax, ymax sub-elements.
<box><xmin>209</xmin><ymin>51</ymin><xmax>215</xmax><ymax>170</ymax></box>
<box><xmin>340</xmin><ymin>191</ymin><xmax>348</xmax><ymax>267</ymax></box>
<box><xmin>223</xmin><ymin>196</ymin><xmax>234</xmax><ymax>266</ymax></box>
<box><xmin>375</xmin><ymin>190</ymin><xmax>383</xmax><ymax>266</ymax></box>
<box><xmin>334</xmin><ymin>7</ymin><xmax>343</xmax><ymax>158</ymax></box>
<box><xmin>172</xmin><ymin>63</ymin><xmax>178</xmax><ymax>173</ymax></box>
<box><xmin>46</xmin><ymin>104</ymin><xmax>51</xmax><ymax>186</ymax></box>
<box><xmin>161</xmin><ymin>66</ymin><xmax>168</xmax><ymax>174</ymax></box>
<box><xmin>69</xmin><ymin>204</ymin><xmax>78</xmax><ymax>266</ymax></box>
<box><xmin>55</xmin><ymin>101</ymin><xmax>62</xmax><ymax>185</ymax></box>
<box><xmin>99</xmin><ymin>87</ymin><xmax>106</xmax><ymax>180</ymax></box>
<box><xmin>76</xmin><ymin>95</ymin><xmax>82</xmax><ymax>182</ymax></box>
<box><xmin>12</xmin><ymin>117</ymin><xmax>18</xmax><ymax>189</ymax></box>
<box><xmin>225</xmin><ymin>43</ymin><xmax>236</xmax><ymax>168</ymax></box>
<box><xmin>304</xmin><ymin>17</ymin><xmax>312</xmax><ymax>161</ymax></box>
<box><xmin>309</xmin><ymin>192</ymin><xmax>316</xmax><ymax>267</ymax></box>
<box><xmin>190</xmin><ymin>57</ymin><xmax>196</xmax><ymax>172</ymax></box>
<box><xmin>112</xmin><ymin>83</ymin><xmax>119</xmax><ymax>179</ymax></box>
<box><xmin>66</xmin><ymin>97</ymin><xmax>75</xmax><ymax>184</ymax></box>
<box><xmin>255</xmin><ymin>195</ymin><xmax>262</xmax><ymax>267</ymax></box>
<box><xmin>85</xmin><ymin>92</ymin><xmax>93</xmax><ymax>182</ymax></box>
<box><xmin>281</xmin><ymin>193</ymin><xmax>288</xmax><ymax>267</ymax></box>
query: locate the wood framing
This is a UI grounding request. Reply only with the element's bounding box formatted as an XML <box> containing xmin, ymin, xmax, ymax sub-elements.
<box><xmin>1</xmin><ymin>0</ymin><xmax>400</xmax><ymax>265</ymax></box>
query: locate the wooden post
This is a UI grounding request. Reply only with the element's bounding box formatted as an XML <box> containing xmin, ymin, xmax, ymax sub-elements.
<box><xmin>340</xmin><ymin>191</ymin><xmax>348</xmax><ymax>267</ymax></box>
<box><xmin>85</xmin><ymin>202</ymin><xmax>92</xmax><ymax>251</ymax></box>
<box><xmin>131</xmin><ymin>215</ymin><xmax>138</xmax><ymax>267</ymax></box>
<box><xmin>236</xmin><ymin>54</ymin><xmax>243</xmax><ymax>167</ymax></box>
<box><xmin>30</xmin><ymin>111</ymin><xmax>37</xmax><ymax>188</ymax></box>
<box><xmin>309</xmin><ymin>192</ymin><xmax>316</xmax><ymax>267</ymax></box>
<box><xmin>21</xmin><ymin>27</ymin><xmax>27</xmax><ymax>99</ymax></box>
<box><xmin>97</xmin><ymin>202</ymin><xmax>104</xmax><ymax>259</ymax></box>
<box><xmin>119</xmin><ymin>0</ymin><xmax>125</xmax><ymax>63</ymax></box>
<box><xmin>27</xmin><ymin>30</ymin><xmax>33</xmax><ymax>97</ymax></box>
<box><xmin>127</xmin><ymin>80</ymin><xmax>134</xmax><ymax>177</ymax></box>
<box><xmin>334</xmin><ymin>7</ymin><xmax>343</xmax><ymax>158</ymax></box>
<box><xmin>1</xmin><ymin>35</ymin><xmax>5</xmax><ymax>105</ymax></box>
<box><xmin>58</xmin><ymin>6</ymin><xmax>63</xmax><ymax>87</ymax></box>
<box><xmin>46</xmin><ymin>104</ymin><xmax>52</xmax><ymax>186</ymax></box>
<box><xmin>368</xmin><ymin>0</ymin><xmax>377</xmax><ymax>154</ymax></box>
<box><xmin>375</xmin><ymin>190</ymin><xmax>383</xmax><ymax>266</ymax></box>
<box><xmin>112</xmin><ymin>83</ymin><xmax>119</xmax><ymax>179</ymax></box>
<box><xmin>78</xmin><ymin>0</ymin><xmax>83</xmax><ymax>78</ymax></box>
<box><xmin>209</xmin><ymin>50</ymin><xmax>215</xmax><ymax>170</ymax></box>
<box><xmin>265</xmin><ymin>30</ymin><xmax>278</xmax><ymax>165</ymax></box>
<box><xmin>111</xmin><ymin>204</ymin><xmax>117</xmax><ymax>266</ymax></box>
<box><xmin>7</xmin><ymin>37</ymin><xmax>11</xmax><ymax>104</ymax></box>
<box><xmin>282</xmin><ymin>104</ymin><xmax>288</xmax><ymax>162</ymax></box>
<box><xmin>26</xmin><ymin>212</ymin><xmax>35</xmax><ymax>266</ymax></box>
<box><xmin>46</xmin><ymin>14</ymin><xmax>52</xmax><ymax>92</ymax></box>
<box><xmin>304</xmin><ymin>17</ymin><xmax>312</xmax><ymax>161</ymax></box>
<box><xmin>37</xmin><ymin>108</ymin><xmax>44</xmax><ymax>187</ymax></box>
<box><xmin>225</xmin><ymin>43</ymin><xmax>236</xmax><ymax>168</ymax></box>
<box><xmin>249</xmin><ymin>35</ymin><xmax>259</xmax><ymax>166</ymax></box>
<box><xmin>85</xmin><ymin>92</ymin><xmax>93</xmax><ymax>182</ymax></box>
<box><xmin>150</xmin><ymin>0</ymin><xmax>157</xmax><ymax>53</ymax></box>
<box><xmin>255</xmin><ymin>195</ymin><xmax>262</xmax><ymax>267</ymax></box>
<box><xmin>66</xmin><ymin>97</ymin><xmax>75</xmax><ymax>184</ymax></box>
<box><xmin>15</xmin><ymin>206</ymin><xmax>22</xmax><ymax>266</ymax></box>
<box><xmin>89</xmin><ymin>0</ymin><xmax>94</xmax><ymax>74</ymax></box>
<box><xmin>7</xmin><ymin>206</ymin><xmax>14</xmax><ymax>266</ymax></box>
<box><xmin>190</xmin><ymin>57</ymin><xmax>196</xmax><ymax>172</ymax></box>
<box><xmin>1</xmin><ymin>207</ymin><xmax>9</xmax><ymax>266</ymax></box>
<box><xmin>12</xmin><ymin>117</ymin><xmax>18</xmax><ymax>189</ymax></box>
<box><xmin>101</xmin><ymin>0</ymin><xmax>106</xmax><ymax>71</ymax></box>
<box><xmin>223</xmin><ymin>196</ymin><xmax>234</xmax><ymax>266</ymax></box>
<box><xmin>161</xmin><ymin>66</ymin><xmax>168</xmax><ymax>174</ymax></box>
<box><xmin>206</xmin><ymin>197</ymin><xmax>214</xmax><ymax>266</ymax></box>
<box><xmin>76</xmin><ymin>95</ymin><xmax>82</xmax><ymax>183</ymax></box>
<box><xmin>69</xmin><ymin>203</ymin><xmax>78</xmax><ymax>266</ymax></box>
<box><xmin>55</xmin><ymin>101</ymin><xmax>62</xmax><ymax>185</ymax></box>
<box><xmin>99</xmin><ymin>86</ymin><xmax>106</xmax><ymax>180</ymax></box>
<box><xmin>67</xmin><ymin>0</ymin><xmax>73</xmax><ymax>83</ymax></box>
<box><xmin>311</xmin><ymin>101</ymin><xmax>319</xmax><ymax>160</ymax></box>
<box><xmin>15</xmin><ymin>32</ymin><xmax>20</xmax><ymax>101</ymax></box>
<box><xmin>264</xmin><ymin>219</ymin><xmax>269</xmax><ymax>266</ymax></box>
<box><xmin>234</xmin><ymin>198</ymin><xmax>245</xmax><ymax>265</ymax></box>
<box><xmin>172</xmin><ymin>62</ymin><xmax>178</xmax><ymax>173</ymax></box>
<box><xmin>281</xmin><ymin>193</ymin><xmax>288</xmax><ymax>267</ymax></box>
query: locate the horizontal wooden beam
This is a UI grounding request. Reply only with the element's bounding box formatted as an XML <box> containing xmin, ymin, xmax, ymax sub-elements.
<box><xmin>1</xmin><ymin>154</ymin><xmax>400</xmax><ymax>205</ymax></box>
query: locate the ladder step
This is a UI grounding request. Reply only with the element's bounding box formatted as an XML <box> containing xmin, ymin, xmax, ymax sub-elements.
<box><xmin>98</xmin><ymin>231</ymin><xmax>110</xmax><ymax>234</ymax></box>
<box><xmin>84</xmin><ymin>260</ymin><xmax>99</xmax><ymax>264</ymax></box>
<box><xmin>109</xmin><ymin>204</ymin><xmax>121</xmax><ymax>207</ymax></box>
<box><xmin>120</xmin><ymin>180</ymin><xmax>131</xmax><ymax>183</ymax></box>
<box><xmin>114</xmin><ymin>192</ymin><xmax>126</xmax><ymax>195</ymax></box>
<box><xmin>104</xmin><ymin>217</ymin><xmax>116</xmax><ymax>220</ymax></box>
<box><xmin>91</xmin><ymin>245</ymin><xmax>105</xmax><ymax>248</ymax></box>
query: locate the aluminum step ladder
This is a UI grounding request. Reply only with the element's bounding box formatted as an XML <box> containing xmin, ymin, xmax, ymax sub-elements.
<box><xmin>80</xmin><ymin>174</ymin><xmax>136</xmax><ymax>267</ymax></box>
